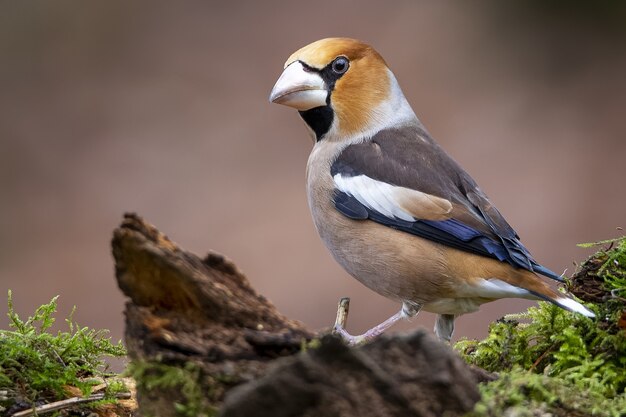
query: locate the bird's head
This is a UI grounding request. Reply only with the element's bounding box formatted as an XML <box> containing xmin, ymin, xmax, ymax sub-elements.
<box><xmin>269</xmin><ymin>38</ymin><xmax>414</xmax><ymax>142</ymax></box>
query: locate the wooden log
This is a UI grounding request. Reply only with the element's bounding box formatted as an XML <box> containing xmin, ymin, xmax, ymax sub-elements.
<box><xmin>112</xmin><ymin>213</ymin><xmax>482</xmax><ymax>417</ymax></box>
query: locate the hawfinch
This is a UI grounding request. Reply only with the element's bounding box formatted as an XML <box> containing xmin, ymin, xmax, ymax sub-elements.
<box><xmin>269</xmin><ymin>38</ymin><xmax>594</xmax><ymax>345</ymax></box>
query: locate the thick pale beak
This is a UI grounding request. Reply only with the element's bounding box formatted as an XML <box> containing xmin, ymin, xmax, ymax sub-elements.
<box><xmin>269</xmin><ymin>61</ymin><xmax>327</xmax><ymax>111</ymax></box>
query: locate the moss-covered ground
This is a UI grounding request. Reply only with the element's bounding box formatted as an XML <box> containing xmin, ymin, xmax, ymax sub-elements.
<box><xmin>456</xmin><ymin>237</ymin><xmax>626</xmax><ymax>417</ymax></box>
<box><xmin>0</xmin><ymin>291</ymin><xmax>129</xmax><ymax>416</ymax></box>
<box><xmin>3</xmin><ymin>238</ymin><xmax>624</xmax><ymax>416</ymax></box>
<box><xmin>128</xmin><ymin>360</ymin><xmax>219</xmax><ymax>417</ymax></box>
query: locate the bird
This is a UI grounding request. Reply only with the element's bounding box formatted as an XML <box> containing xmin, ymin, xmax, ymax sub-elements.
<box><xmin>268</xmin><ymin>37</ymin><xmax>594</xmax><ymax>345</ymax></box>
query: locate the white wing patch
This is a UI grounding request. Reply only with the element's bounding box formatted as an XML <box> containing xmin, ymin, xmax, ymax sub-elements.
<box><xmin>333</xmin><ymin>174</ymin><xmax>415</xmax><ymax>221</ymax></box>
<box><xmin>333</xmin><ymin>173</ymin><xmax>453</xmax><ymax>221</ymax></box>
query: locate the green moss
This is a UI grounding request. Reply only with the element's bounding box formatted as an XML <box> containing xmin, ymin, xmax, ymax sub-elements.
<box><xmin>472</xmin><ymin>369</ymin><xmax>626</xmax><ymax>417</ymax></box>
<box><xmin>301</xmin><ymin>337</ymin><xmax>322</xmax><ymax>351</ymax></box>
<box><xmin>128</xmin><ymin>361</ymin><xmax>218</xmax><ymax>417</ymax></box>
<box><xmin>591</xmin><ymin>238</ymin><xmax>626</xmax><ymax>293</ymax></box>
<box><xmin>0</xmin><ymin>290</ymin><xmax>127</xmax><ymax>412</ymax></box>
<box><xmin>456</xmin><ymin>238</ymin><xmax>626</xmax><ymax>417</ymax></box>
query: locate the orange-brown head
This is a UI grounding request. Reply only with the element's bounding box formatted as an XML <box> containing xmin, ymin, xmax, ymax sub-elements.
<box><xmin>270</xmin><ymin>38</ymin><xmax>413</xmax><ymax>141</ymax></box>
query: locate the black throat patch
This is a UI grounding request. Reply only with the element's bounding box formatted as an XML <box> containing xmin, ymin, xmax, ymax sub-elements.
<box><xmin>297</xmin><ymin>59</ymin><xmax>348</xmax><ymax>142</ymax></box>
<box><xmin>299</xmin><ymin>106</ymin><xmax>333</xmax><ymax>141</ymax></box>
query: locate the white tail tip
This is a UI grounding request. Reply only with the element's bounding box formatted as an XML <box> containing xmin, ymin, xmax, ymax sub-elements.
<box><xmin>556</xmin><ymin>297</ymin><xmax>595</xmax><ymax>318</ymax></box>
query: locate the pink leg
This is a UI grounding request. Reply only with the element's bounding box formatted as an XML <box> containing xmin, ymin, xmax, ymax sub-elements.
<box><xmin>333</xmin><ymin>301</ymin><xmax>421</xmax><ymax>346</ymax></box>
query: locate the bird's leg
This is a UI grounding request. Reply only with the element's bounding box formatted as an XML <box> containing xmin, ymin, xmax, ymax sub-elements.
<box><xmin>334</xmin><ymin>310</ymin><xmax>403</xmax><ymax>346</ymax></box>
<box><xmin>333</xmin><ymin>299</ymin><xmax>421</xmax><ymax>346</ymax></box>
<box><xmin>434</xmin><ymin>314</ymin><xmax>456</xmax><ymax>343</ymax></box>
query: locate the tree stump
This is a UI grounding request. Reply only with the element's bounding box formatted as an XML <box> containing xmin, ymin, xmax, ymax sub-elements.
<box><xmin>112</xmin><ymin>213</ymin><xmax>482</xmax><ymax>417</ymax></box>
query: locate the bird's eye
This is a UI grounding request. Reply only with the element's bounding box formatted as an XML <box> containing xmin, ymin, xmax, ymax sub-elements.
<box><xmin>331</xmin><ymin>57</ymin><xmax>349</xmax><ymax>74</ymax></box>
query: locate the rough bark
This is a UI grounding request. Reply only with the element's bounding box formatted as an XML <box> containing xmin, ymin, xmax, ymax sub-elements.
<box><xmin>112</xmin><ymin>213</ymin><xmax>482</xmax><ymax>417</ymax></box>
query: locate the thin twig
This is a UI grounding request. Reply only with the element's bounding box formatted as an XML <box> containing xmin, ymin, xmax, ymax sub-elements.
<box><xmin>529</xmin><ymin>343</ymin><xmax>557</xmax><ymax>372</ymax></box>
<box><xmin>50</xmin><ymin>347</ymin><xmax>66</xmax><ymax>367</ymax></box>
<box><xmin>334</xmin><ymin>297</ymin><xmax>350</xmax><ymax>330</ymax></box>
<box><xmin>11</xmin><ymin>392</ymin><xmax>131</xmax><ymax>417</ymax></box>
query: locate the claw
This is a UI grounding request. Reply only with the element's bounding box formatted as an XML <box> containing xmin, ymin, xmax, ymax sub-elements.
<box><xmin>332</xmin><ymin>298</ymin><xmax>422</xmax><ymax>346</ymax></box>
<box><xmin>333</xmin><ymin>324</ymin><xmax>368</xmax><ymax>346</ymax></box>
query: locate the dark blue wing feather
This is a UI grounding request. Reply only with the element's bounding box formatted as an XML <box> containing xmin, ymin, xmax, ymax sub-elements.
<box><xmin>333</xmin><ymin>190</ymin><xmax>564</xmax><ymax>282</ymax></box>
<box><xmin>333</xmin><ymin>191</ymin><xmax>368</xmax><ymax>220</ymax></box>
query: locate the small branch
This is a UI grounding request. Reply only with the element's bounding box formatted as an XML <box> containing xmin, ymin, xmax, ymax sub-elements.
<box><xmin>530</xmin><ymin>343</ymin><xmax>557</xmax><ymax>372</ymax></box>
<box><xmin>334</xmin><ymin>297</ymin><xmax>350</xmax><ymax>330</ymax></box>
<box><xmin>11</xmin><ymin>392</ymin><xmax>132</xmax><ymax>417</ymax></box>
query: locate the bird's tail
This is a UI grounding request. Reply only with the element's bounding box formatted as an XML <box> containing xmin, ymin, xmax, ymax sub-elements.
<box><xmin>530</xmin><ymin>288</ymin><xmax>595</xmax><ymax>318</ymax></box>
<box><xmin>504</xmin><ymin>268</ymin><xmax>595</xmax><ymax>318</ymax></box>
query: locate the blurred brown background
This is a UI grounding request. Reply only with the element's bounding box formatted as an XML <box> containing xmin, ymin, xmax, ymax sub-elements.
<box><xmin>1</xmin><ymin>1</ymin><xmax>625</xmax><ymax>349</ymax></box>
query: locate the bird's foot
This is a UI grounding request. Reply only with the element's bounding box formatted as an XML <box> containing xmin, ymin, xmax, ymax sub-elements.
<box><xmin>332</xmin><ymin>297</ymin><xmax>368</xmax><ymax>346</ymax></box>
<box><xmin>333</xmin><ymin>324</ymin><xmax>380</xmax><ymax>346</ymax></box>
<box><xmin>332</xmin><ymin>297</ymin><xmax>414</xmax><ymax>346</ymax></box>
